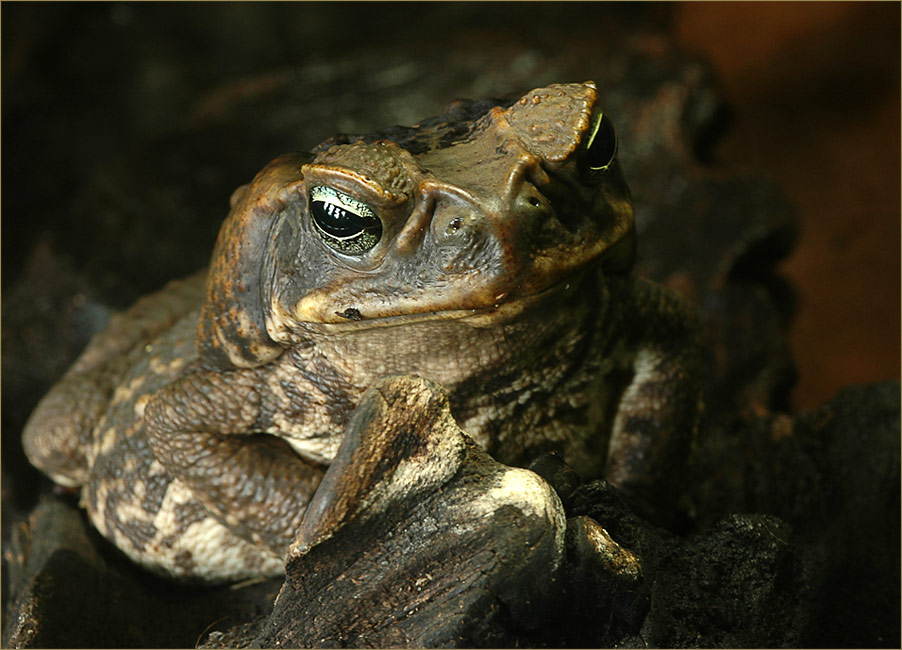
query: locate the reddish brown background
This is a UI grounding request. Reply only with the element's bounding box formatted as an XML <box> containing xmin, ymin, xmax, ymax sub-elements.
<box><xmin>676</xmin><ymin>2</ymin><xmax>900</xmax><ymax>409</ymax></box>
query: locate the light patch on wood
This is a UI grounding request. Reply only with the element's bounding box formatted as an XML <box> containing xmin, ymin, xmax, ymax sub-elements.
<box><xmin>457</xmin><ymin>465</ymin><xmax>567</xmax><ymax>571</ymax></box>
<box><xmin>484</xmin><ymin>468</ymin><xmax>565</xmax><ymax>525</ymax></box>
<box><xmin>578</xmin><ymin>516</ymin><xmax>642</xmax><ymax>580</ymax></box>
<box><xmin>368</xmin><ymin>411</ymin><xmax>467</xmax><ymax>510</ymax></box>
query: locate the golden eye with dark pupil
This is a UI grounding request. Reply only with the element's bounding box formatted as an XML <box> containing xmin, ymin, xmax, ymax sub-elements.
<box><xmin>584</xmin><ymin>111</ymin><xmax>617</xmax><ymax>171</ymax></box>
<box><xmin>310</xmin><ymin>186</ymin><xmax>382</xmax><ymax>254</ymax></box>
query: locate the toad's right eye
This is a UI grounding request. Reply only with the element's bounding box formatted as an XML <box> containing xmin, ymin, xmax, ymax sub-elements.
<box><xmin>309</xmin><ymin>186</ymin><xmax>383</xmax><ymax>255</ymax></box>
<box><xmin>583</xmin><ymin>110</ymin><xmax>618</xmax><ymax>173</ymax></box>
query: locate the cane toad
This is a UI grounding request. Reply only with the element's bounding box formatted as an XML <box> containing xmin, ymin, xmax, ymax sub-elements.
<box><xmin>23</xmin><ymin>82</ymin><xmax>701</xmax><ymax>583</ymax></box>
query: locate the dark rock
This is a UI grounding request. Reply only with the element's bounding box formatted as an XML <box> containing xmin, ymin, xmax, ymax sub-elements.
<box><xmin>551</xmin><ymin>481</ymin><xmax>814</xmax><ymax>647</ymax></box>
<box><xmin>691</xmin><ymin>381</ymin><xmax>901</xmax><ymax>647</ymax></box>
<box><xmin>562</xmin><ymin>481</ymin><xmax>821</xmax><ymax>648</ymax></box>
<box><xmin>644</xmin><ymin>514</ymin><xmax>811</xmax><ymax>648</ymax></box>
<box><xmin>527</xmin><ymin>452</ymin><xmax>582</xmax><ymax>509</ymax></box>
<box><xmin>1</xmin><ymin>244</ymin><xmax>114</xmax><ymax>522</ymax></box>
<box><xmin>561</xmin><ymin>515</ymin><xmax>650</xmax><ymax>644</ymax></box>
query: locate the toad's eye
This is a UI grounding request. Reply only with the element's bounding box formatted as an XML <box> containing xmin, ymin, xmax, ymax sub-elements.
<box><xmin>309</xmin><ymin>186</ymin><xmax>382</xmax><ymax>254</ymax></box>
<box><xmin>583</xmin><ymin>111</ymin><xmax>618</xmax><ymax>173</ymax></box>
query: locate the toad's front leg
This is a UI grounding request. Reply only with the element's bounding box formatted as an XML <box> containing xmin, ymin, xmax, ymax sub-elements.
<box><xmin>604</xmin><ymin>277</ymin><xmax>703</xmax><ymax>520</ymax></box>
<box><xmin>144</xmin><ymin>369</ymin><xmax>325</xmax><ymax>555</ymax></box>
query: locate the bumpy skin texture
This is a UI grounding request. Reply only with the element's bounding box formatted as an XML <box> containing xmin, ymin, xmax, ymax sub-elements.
<box><xmin>22</xmin><ymin>82</ymin><xmax>701</xmax><ymax>583</ymax></box>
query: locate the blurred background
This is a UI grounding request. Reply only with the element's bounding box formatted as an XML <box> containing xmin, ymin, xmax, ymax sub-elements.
<box><xmin>675</xmin><ymin>3</ymin><xmax>899</xmax><ymax>409</ymax></box>
<box><xmin>3</xmin><ymin>2</ymin><xmax>898</xmax><ymax>413</ymax></box>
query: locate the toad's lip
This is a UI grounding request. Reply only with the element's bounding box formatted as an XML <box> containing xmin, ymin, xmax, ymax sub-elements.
<box><xmin>288</xmin><ymin>263</ymin><xmax>596</xmax><ymax>335</ymax></box>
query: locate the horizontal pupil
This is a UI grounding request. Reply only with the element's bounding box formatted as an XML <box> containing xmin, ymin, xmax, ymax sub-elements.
<box><xmin>312</xmin><ymin>200</ymin><xmax>369</xmax><ymax>238</ymax></box>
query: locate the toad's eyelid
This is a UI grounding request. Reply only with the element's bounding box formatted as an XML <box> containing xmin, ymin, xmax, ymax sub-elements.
<box><xmin>310</xmin><ymin>185</ymin><xmax>376</xmax><ymax>219</ymax></box>
<box><xmin>302</xmin><ymin>162</ymin><xmax>409</xmax><ymax>208</ymax></box>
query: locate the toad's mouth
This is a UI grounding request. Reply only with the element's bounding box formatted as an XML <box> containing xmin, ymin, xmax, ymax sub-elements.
<box><xmin>289</xmin><ymin>261</ymin><xmax>600</xmax><ymax>335</ymax></box>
